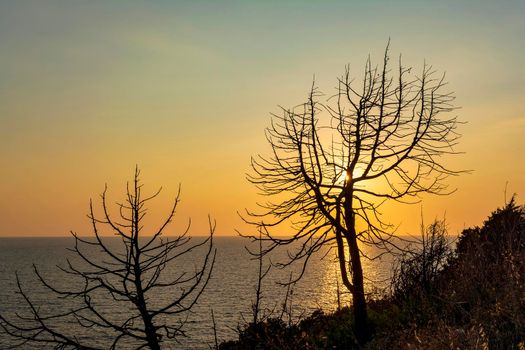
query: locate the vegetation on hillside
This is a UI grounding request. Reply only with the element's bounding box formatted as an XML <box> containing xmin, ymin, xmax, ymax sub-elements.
<box><xmin>222</xmin><ymin>198</ymin><xmax>525</xmax><ymax>349</ymax></box>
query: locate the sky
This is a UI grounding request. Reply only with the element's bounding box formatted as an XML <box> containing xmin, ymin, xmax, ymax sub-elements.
<box><xmin>0</xmin><ymin>0</ymin><xmax>524</xmax><ymax>237</ymax></box>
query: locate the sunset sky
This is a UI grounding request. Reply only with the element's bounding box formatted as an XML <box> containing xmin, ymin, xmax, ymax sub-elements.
<box><xmin>1</xmin><ymin>0</ymin><xmax>524</xmax><ymax>237</ymax></box>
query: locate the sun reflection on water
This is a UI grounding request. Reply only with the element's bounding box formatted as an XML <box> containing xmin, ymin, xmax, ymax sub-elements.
<box><xmin>313</xmin><ymin>244</ymin><xmax>395</xmax><ymax>312</ymax></box>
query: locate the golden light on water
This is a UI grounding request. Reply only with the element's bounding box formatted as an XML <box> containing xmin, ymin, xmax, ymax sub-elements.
<box><xmin>318</xmin><ymin>255</ymin><xmax>349</xmax><ymax>310</ymax></box>
<box><xmin>313</xmin><ymin>244</ymin><xmax>395</xmax><ymax>311</ymax></box>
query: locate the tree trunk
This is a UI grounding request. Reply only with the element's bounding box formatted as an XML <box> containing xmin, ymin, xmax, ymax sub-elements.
<box><xmin>347</xmin><ymin>231</ymin><xmax>369</xmax><ymax>344</ymax></box>
<box><xmin>143</xmin><ymin>317</ymin><xmax>161</xmax><ymax>350</ymax></box>
<box><xmin>136</xmin><ymin>285</ymin><xmax>161</xmax><ymax>350</ymax></box>
<box><xmin>133</xmin><ymin>235</ymin><xmax>161</xmax><ymax>350</ymax></box>
<box><xmin>344</xmin><ymin>196</ymin><xmax>369</xmax><ymax>344</ymax></box>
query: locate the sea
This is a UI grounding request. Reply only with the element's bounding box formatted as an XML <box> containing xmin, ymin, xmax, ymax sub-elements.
<box><xmin>0</xmin><ymin>236</ymin><xmax>400</xmax><ymax>349</ymax></box>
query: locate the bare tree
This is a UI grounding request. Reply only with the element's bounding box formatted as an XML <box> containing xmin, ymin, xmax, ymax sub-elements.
<box><xmin>391</xmin><ymin>217</ymin><xmax>453</xmax><ymax>301</ymax></box>
<box><xmin>250</xmin><ymin>228</ymin><xmax>271</xmax><ymax>326</ymax></box>
<box><xmin>0</xmin><ymin>167</ymin><xmax>216</xmax><ymax>349</ymax></box>
<box><xmin>243</xmin><ymin>43</ymin><xmax>464</xmax><ymax>342</ymax></box>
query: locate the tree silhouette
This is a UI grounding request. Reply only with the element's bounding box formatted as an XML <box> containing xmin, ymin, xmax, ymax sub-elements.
<box><xmin>0</xmin><ymin>167</ymin><xmax>216</xmax><ymax>349</ymax></box>
<box><xmin>244</xmin><ymin>43</ymin><xmax>464</xmax><ymax>342</ymax></box>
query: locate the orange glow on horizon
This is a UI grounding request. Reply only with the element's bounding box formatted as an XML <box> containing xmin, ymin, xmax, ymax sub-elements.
<box><xmin>0</xmin><ymin>1</ymin><xmax>524</xmax><ymax>238</ymax></box>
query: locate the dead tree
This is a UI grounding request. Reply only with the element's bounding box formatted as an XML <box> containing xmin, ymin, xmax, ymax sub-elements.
<box><xmin>391</xmin><ymin>218</ymin><xmax>453</xmax><ymax>301</ymax></box>
<box><xmin>243</xmin><ymin>43</ymin><xmax>464</xmax><ymax>343</ymax></box>
<box><xmin>250</xmin><ymin>228</ymin><xmax>271</xmax><ymax>326</ymax></box>
<box><xmin>0</xmin><ymin>167</ymin><xmax>216</xmax><ymax>349</ymax></box>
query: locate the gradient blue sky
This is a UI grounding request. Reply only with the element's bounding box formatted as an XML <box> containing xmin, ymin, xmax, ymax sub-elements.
<box><xmin>1</xmin><ymin>0</ymin><xmax>524</xmax><ymax>236</ymax></box>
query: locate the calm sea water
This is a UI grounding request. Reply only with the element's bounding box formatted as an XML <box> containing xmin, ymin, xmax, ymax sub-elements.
<box><xmin>0</xmin><ymin>236</ymin><xmax>396</xmax><ymax>349</ymax></box>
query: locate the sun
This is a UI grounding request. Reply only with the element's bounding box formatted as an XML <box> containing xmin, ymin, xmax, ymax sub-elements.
<box><xmin>336</xmin><ymin>170</ymin><xmax>351</xmax><ymax>184</ymax></box>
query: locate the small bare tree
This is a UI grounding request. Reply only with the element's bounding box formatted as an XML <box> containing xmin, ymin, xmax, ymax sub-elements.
<box><xmin>249</xmin><ymin>228</ymin><xmax>271</xmax><ymax>326</ymax></box>
<box><xmin>0</xmin><ymin>167</ymin><xmax>216</xmax><ymax>349</ymax></box>
<box><xmin>391</xmin><ymin>218</ymin><xmax>453</xmax><ymax>301</ymax></box>
<box><xmin>243</xmin><ymin>42</ymin><xmax>464</xmax><ymax>342</ymax></box>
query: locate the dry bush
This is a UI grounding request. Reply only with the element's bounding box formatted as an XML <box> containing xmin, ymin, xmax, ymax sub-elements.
<box><xmin>374</xmin><ymin>198</ymin><xmax>525</xmax><ymax>349</ymax></box>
